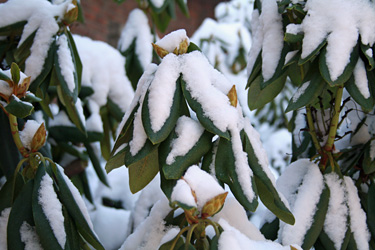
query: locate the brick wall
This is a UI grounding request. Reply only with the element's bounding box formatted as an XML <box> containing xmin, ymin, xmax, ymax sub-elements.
<box><xmin>70</xmin><ymin>0</ymin><xmax>222</xmax><ymax>47</ymax></box>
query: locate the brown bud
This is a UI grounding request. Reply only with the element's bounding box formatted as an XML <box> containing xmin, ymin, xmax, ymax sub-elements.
<box><xmin>63</xmin><ymin>0</ymin><xmax>78</xmax><ymax>25</ymax></box>
<box><xmin>30</xmin><ymin>123</ymin><xmax>47</xmax><ymax>152</ymax></box>
<box><xmin>178</xmin><ymin>39</ymin><xmax>189</xmax><ymax>55</ymax></box>
<box><xmin>15</xmin><ymin>76</ymin><xmax>31</xmax><ymax>98</ymax></box>
<box><xmin>184</xmin><ymin>207</ymin><xmax>199</xmax><ymax>224</ymax></box>
<box><xmin>227</xmin><ymin>85</ymin><xmax>238</xmax><ymax>107</ymax></box>
<box><xmin>152</xmin><ymin>43</ymin><xmax>169</xmax><ymax>59</ymax></box>
<box><xmin>201</xmin><ymin>192</ymin><xmax>228</xmax><ymax>219</ymax></box>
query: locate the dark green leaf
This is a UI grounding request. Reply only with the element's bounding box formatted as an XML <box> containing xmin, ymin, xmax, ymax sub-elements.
<box><xmin>181</xmin><ymin>79</ymin><xmax>230</xmax><ymax>139</ymax></box>
<box><xmin>210</xmin><ymin>235</ymin><xmax>220</xmax><ymax>250</ymax></box>
<box><xmin>299</xmin><ymin>40</ymin><xmax>327</xmax><ymax>65</ymax></box>
<box><xmin>0</xmin><ymin>173</ymin><xmax>24</xmax><ymax>211</ymax></box>
<box><xmin>176</xmin><ymin>0</ymin><xmax>189</xmax><ymax>17</ymax></box>
<box><xmin>260</xmin><ymin>218</ymin><xmax>279</xmax><ymax>241</ymax></box>
<box><xmin>284</xmin><ymin>33</ymin><xmax>303</xmax><ymax>43</ymax></box>
<box><xmin>105</xmin><ymin>146</ymin><xmax>126</xmax><ymax>173</ymax></box>
<box><xmin>285</xmin><ymin>73</ymin><xmax>326</xmax><ymax>113</ymax></box>
<box><xmin>187</xmin><ymin>42</ymin><xmax>201</xmax><ymax>53</ymax></box>
<box><xmin>11</xmin><ymin>62</ymin><xmax>20</xmax><ymax>84</ymax></box>
<box><xmin>5</xmin><ymin>97</ymin><xmax>34</xmax><ymax>118</ymax></box>
<box><xmin>319</xmin><ymin>43</ymin><xmax>359</xmax><ymax>87</ymax></box>
<box><xmin>14</xmin><ymin>31</ymin><xmax>36</xmax><ymax>66</ymax></box>
<box><xmin>63</xmin><ymin>207</ymin><xmax>81</xmax><ymax>250</ymax></box>
<box><xmin>53</xmin><ymin>164</ymin><xmax>104</xmax><ymax>250</ymax></box>
<box><xmin>368</xmin><ymin>183</ymin><xmax>375</xmax><ymax>238</ymax></box>
<box><xmin>85</xmin><ymin>142</ymin><xmax>109</xmax><ymax>186</ymax></box>
<box><xmin>159</xmin><ymin>235</ymin><xmax>184</xmax><ymax>250</ymax></box>
<box><xmin>23</xmin><ymin>92</ymin><xmax>42</xmax><ymax>102</ymax></box>
<box><xmin>7</xmin><ymin>180</ymin><xmax>34</xmax><ymax>250</ymax></box>
<box><xmin>246</xmin><ymin>51</ymin><xmax>262</xmax><ymax>88</ymax></box>
<box><xmin>122</xmin><ymin>39</ymin><xmax>144</xmax><ymax>90</ymax></box>
<box><xmin>66</xmin><ymin>30</ymin><xmax>82</xmax><ymax>92</ymax></box>
<box><xmin>49</xmin><ymin>126</ymin><xmax>102</xmax><ymax>143</ymax></box>
<box><xmin>346</xmin><ymin>73</ymin><xmax>374</xmax><ymax>112</ymax></box>
<box><xmin>361</xmin><ymin>43</ymin><xmax>375</xmax><ymax>71</ymax></box>
<box><xmin>247</xmin><ymin>73</ymin><xmax>287</xmax><ymax>110</ymax></box>
<box><xmin>161</xmin><ymin>129</ymin><xmax>213</xmax><ymax>180</ymax></box>
<box><xmin>142</xmin><ymin>76</ymin><xmax>183</xmax><ymax>144</ymax></box>
<box><xmin>150</xmin><ymin>9</ymin><xmax>171</xmax><ymax>33</ymax></box>
<box><xmin>0</xmin><ymin>70</ymin><xmax>11</xmax><ymax>82</ymax></box>
<box><xmin>215</xmin><ymin>136</ymin><xmax>258</xmax><ymax>212</ymax></box>
<box><xmin>0</xmin><ymin>21</ymin><xmax>26</xmax><ymax>36</ymax></box>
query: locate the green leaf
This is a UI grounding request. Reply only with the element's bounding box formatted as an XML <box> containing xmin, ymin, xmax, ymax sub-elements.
<box><xmin>122</xmin><ymin>39</ymin><xmax>144</xmax><ymax>90</ymax></box>
<box><xmin>247</xmin><ymin>72</ymin><xmax>287</xmax><ymax>110</ymax></box>
<box><xmin>299</xmin><ymin>40</ymin><xmax>327</xmax><ymax>65</ymax></box>
<box><xmin>127</xmin><ymin>142</ymin><xmax>159</xmax><ymax>193</ymax></box>
<box><xmin>246</xmin><ymin>51</ymin><xmax>262</xmax><ymax>88</ymax></box>
<box><xmin>161</xmin><ymin>128</ymin><xmax>213</xmax><ymax>180</ymax></box>
<box><xmin>150</xmin><ymin>9</ymin><xmax>172</xmax><ymax>33</ymax></box>
<box><xmin>105</xmin><ymin>146</ymin><xmax>126</xmax><ymax>173</ymax></box>
<box><xmin>49</xmin><ymin>126</ymin><xmax>102</xmax><ymax>143</ymax></box>
<box><xmin>181</xmin><ymin>79</ymin><xmax>230</xmax><ymax>140</ymax></box>
<box><xmin>285</xmin><ymin>73</ymin><xmax>326</xmax><ymax>113</ymax></box>
<box><xmin>159</xmin><ymin>235</ymin><xmax>184</xmax><ymax>250</ymax></box>
<box><xmin>85</xmin><ymin>142</ymin><xmax>109</xmax><ymax>186</ymax></box>
<box><xmin>210</xmin><ymin>235</ymin><xmax>220</xmax><ymax>250</ymax></box>
<box><xmin>53</xmin><ymin>164</ymin><xmax>105</xmax><ymax>250</ymax></box>
<box><xmin>7</xmin><ymin>180</ymin><xmax>34</xmax><ymax>250</ymax></box>
<box><xmin>215</xmin><ymin>136</ymin><xmax>258</xmax><ymax>212</ymax></box>
<box><xmin>284</xmin><ymin>33</ymin><xmax>303</xmax><ymax>43</ymax></box>
<box><xmin>260</xmin><ymin>218</ymin><xmax>279</xmax><ymax>241</ymax></box>
<box><xmin>319</xmin><ymin>43</ymin><xmax>359</xmax><ymax>87</ymax></box>
<box><xmin>187</xmin><ymin>42</ymin><xmax>201</xmax><ymax>53</ymax></box>
<box><xmin>361</xmin><ymin>43</ymin><xmax>375</xmax><ymax>71</ymax></box>
<box><xmin>0</xmin><ymin>21</ymin><xmax>26</xmax><ymax>36</ymax></box>
<box><xmin>14</xmin><ymin>31</ymin><xmax>36</xmax><ymax>66</ymax></box>
<box><xmin>79</xmin><ymin>86</ymin><xmax>94</xmax><ymax>99</ymax></box>
<box><xmin>62</xmin><ymin>207</ymin><xmax>81</xmax><ymax>250</ymax></box>
<box><xmin>11</xmin><ymin>62</ymin><xmax>20</xmax><ymax>84</ymax></box>
<box><xmin>345</xmin><ymin>73</ymin><xmax>374</xmax><ymax>112</ymax></box>
<box><xmin>0</xmin><ymin>70</ymin><xmax>11</xmax><ymax>82</ymax></box>
<box><xmin>318</xmin><ymin>224</ymin><xmax>351</xmax><ymax>250</ymax></box>
<box><xmin>66</xmin><ymin>30</ymin><xmax>82</xmax><ymax>92</ymax></box>
<box><xmin>0</xmin><ymin>173</ymin><xmax>24</xmax><ymax>211</ymax></box>
<box><xmin>5</xmin><ymin>97</ymin><xmax>34</xmax><ymax>118</ymax></box>
<box><xmin>23</xmin><ymin>92</ymin><xmax>42</xmax><ymax>102</ymax></box>
<box><xmin>32</xmin><ymin>166</ymin><xmax>64</xmax><ymax>250</ymax></box>
<box><xmin>243</xmin><ymin>129</ymin><xmax>294</xmax><ymax>224</ymax></box>
<box><xmin>301</xmin><ymin>185</ymin><xmax>330</xmax><ymax>250</ymax></box>
<box><xmin>362</xmin><ymin>141</ymin><xmax>375</xmax><ymax>175</ymax></box>
<box><xmin>142</xmin><ymin>76</ymin><xmax>183</xmax><ymax>144</ymax></box>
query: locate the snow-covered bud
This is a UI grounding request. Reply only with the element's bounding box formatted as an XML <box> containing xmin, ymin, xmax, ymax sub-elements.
<box><xmin>63</xmin><ymin>0</ymin><xmax>78</xmax><ymax>25</ymax></box>
<box><xmin>0</xmin><ymin>64</ymin><xmax>31</xmax><ymax>103</ymax></box>
<box><xmin>19</xmin><ymin>120</ymin><xmax>47</xmax><ymax>152</ymax></box>
<box><xmin>153</xmin><ymin>29</ymin><xmax>190</xmax><ymax>58</ymax></box>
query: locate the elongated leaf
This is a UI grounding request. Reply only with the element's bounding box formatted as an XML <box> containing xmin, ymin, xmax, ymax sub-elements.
<box><xmin>176</xmin><ymin>0</ymin><xmax>189</xmax><ymax>17</ymax></box>
<box><xmin>247</xmin><ymin>73</ymin><xmax>287</xmax><ymax>110</ymax></box>
<box><xmin>284</xmin><ymin>32</ymin><xmax>303</xmax><ymax>43</ymax></box>
<box><xmin>181</xmin><ymin>79</ymin><xmax>230</xmax><ymax>139</ymax></box>
<box><xmin>319</xmin><ymin>43</ymin><xmax>359</xmax><ymax>86</ymax></box>
<box><xmin>161</xmin><ymin>129</ymin><xmax>213</xmax><ymax>180</ymax></box>
<box><xmin>122</xmin><ymin>39</ymin><xmax>144</xmax><ymax>90</ymax></box>
<box><xmin>49</xmin><ymin>126</ymin><xmax>102</xmax><ymax>143</ymax></box>
<box><xmin>243</xmin><ymin>130</ymin><xmax>294</xmax><ymax>224</ymax></box>
<box><xmin>301</xmin><ymin>185</ymin><xmax>330</xmax><ymax>250</ymax></box>
<box><xmin>32</xmin><ymin>166</ymin><xmax>64</xmax><ymax>250</ymax></box>
<box><xmin>63</xmin><ymin>207</ymin><xmax>81</xmax><ymax>250</ymax></box>
<box><xmin>247</xmin><ymin>51</ymin><xmax>262</xmax><ymax>88</ymax></box>
<box><xmin>318</xmin><ymin>224</ymin><xmax>351</xmax><ymax>250</ymax></box>
<box><xmin>85</xmin><ymin>142</ymin><xmax>109</xmax><ymax>187</ymax></box>
<box><xmin>142</xmin><ymin>76</ymin><xmax>183</xmax><ymax>144</ymax></box>
<box><xmin>346</xmin><ymin>74</ymin><xmax>374</xmax><ymax>112</ymax></box>
<box><xmin>0</xmin><ymin>21</ymin><xmax>26</xmax><ymax>36</ymax></box>
<box><xmin>285</xmin><ymin>73</ymin><xmax>326</xmax><ymax>113</ymax></box>
<box><xmin>150</xmin><ymin>8</ymin><xmax>172</xmax><ymax>33</ymax></box>
<box><xmin>53</xmin><ymin>165</ymin><xmax>105</xmax><ymax>250</ymax></box>
<box><xmin>299</xmin><ymin>40</ymin><xmax>327</xmax><ymax>65</ymax></box>
<box><xmin>11</xmin><ymin>62</ymin><xmax>20</xmax><ymax>84</ymax></box>
<box><xmin>215</xmin><ymin>136</ymin><xmax>258</xmax><ymax>212</ymax></box>
<box><xmin>5</xmin><ymin>97</ymin><xmax>34</xmax><ymax>118</ymax></box>
<box><xmin>66</xmin><ymin>30</ymin><xmax>82</xmax><ymax>92</ymax></box>
<box><xmin>367</xmin><ymin>182</ymin><xmax>375</xmax><ymax>238</ymax></box>
<box><xmin>14</xmin><ymin>31</ymin><xmax>36</xmax><ymax>67</ymax></box>
<box><xmin>105</xmin><ymin>146</ymin><xmax>126</xmax><ymax>173</ymax></box>
<box><xmin>0</xmin><ymin>173</ymin><xmax>23</xmax><ymax>212</ymax></box>
<box><xmin>128</xmin><ymin>142</ymin><xmax>159</xmax><ymax>193</ymax></box>
<box><xmin>7</xmin><ymin>180</ymin><xmax>34</xmax><ymax>250</ymax></box>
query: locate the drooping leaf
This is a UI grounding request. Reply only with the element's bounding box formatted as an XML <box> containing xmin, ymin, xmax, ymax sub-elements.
<box><xmin>122</xmin><ymin>39</ymin><xmax>144</xmax><ymax>90</ymax></box>
<box><xmin>62</xmin><ymin>207</ymin><xmax>81</xmax><ymax>250</ymax></box>
<box><xmin>0</xmin><ymin>21</ymin><xmax>26</xmax><ymax>36</ymax></box>
<box><xmin>247</xmin><ymin>51</ymin><xmax>262</xmax><ymax>88</ymax></box>
<box><xmin>176</xmin><ymin>0</ymin><xmax>189</xmax><ymax>17</ymax></box>
<box><xmin>5</xmin><ymin>97</ymin><xmax>34</xmax><ymax>118</ymax></box>
<box><xmin>247</xmin><ymin>72</ymin><xmax>287</xmax><ymax>110</ymax></box>
<box><xmin>345</xmin><ymin>73</ymin><xmax>374</xmax><ymax>112</ymax></box>
<box><xmin>215</xmin><ymin>136</ymin><xmax>258</xmax><ymax>212</ymax></box>
<box><xmin>299</xmin><ymin>40</ymin><xmax>326</xmax><ymax>65</ymax></box>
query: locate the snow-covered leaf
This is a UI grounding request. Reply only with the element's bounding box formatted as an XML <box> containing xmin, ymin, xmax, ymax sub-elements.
<box><xmin>247</xmin><ymin>73</ymin><xmax>286</xmax><ymax>110</ymax></box>
<box><xmin>123</xmin><ymin>39</ymin><xmax>147</xmax><ymax>89</ymax></box>
<box><xmin>285</xmin><ymin>72</ymin><xmax>325</xmax><ymax>113</ymax></box>
<box><xmin>360</xmin><ymin>43</ymin><xmax>375</xmax><ymax>71</ymax></box>
<box><xmin>0</xmin><ymin>20</ymin><xmax>26</xmax><ymax>36</ymax></box>
<box><xmin>7</xmin><ymin>180</ymin><xmax>34</xmax><ymax>250</ymax></box>
<box><xmin>243</xmin><ymin>130</ymin><xmax>294</xmax><ymax>225</ymax></box>
<box><xmin>345</xmin><ymin>70</ymin><xmax>374</xmax><ymax>112</ymax></box>
<box><xmin>32</xmin><ymin>166</ymin><xmax>64</xmax><ymax>250</ymax></box>
<box><xmin>142</xmin><ymin>76</ymin><xmax>185</xmax><ymax>144</ymax></box>
<box><xmin>247</xmin><ymin>52</ymin><xmax>262</xmax><ymax>88</ymax></box>
<box><xmin>215</xmin><ymin>136</ymin><xmax>258</xmax><ymax>212</ymax></box>
<box><xmin>53</xmin><ymin>164</ymin><xmax>105</xmax><ymax>250</ymax></box>
<box><xmin>298</xmin><ymin>40</ymin><xmax>326</xmax><ymax>66</ymax></box>
<box><xmin>181</xmin><ymin>79</ymin><xmax>230</xmax><ymax>139</ymax></box>
<box><xmin>319</xmin><ymin>43</ymin><xmax>359</xmax><ymax>87</ymax></box>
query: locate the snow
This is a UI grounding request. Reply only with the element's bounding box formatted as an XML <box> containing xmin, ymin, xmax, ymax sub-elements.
<box><xmin>0</xmin><ymin>68</ymin><xmax>12</xmax><ymax>97</ymax></box>
<box><xmin>344</xmin><ymin>176</ymin><xmax>370</xmax><ymax>250</ymax></box>
<box><xmin>365</xmin><ymin>48</ymin><xmax>373</xmax><ymax>57</ymax></box>
<box><xmin>292</xmin><ymin>81</ymin><xmax>311</xmax><ymax>103</ymax></box>
<box><xmin>277</xmin><ymin>159</ymin><xmax>324</xmax><ymax>246</ymax></box>
<box><xmin>171</xmin><ymin>179</ymin><xmax>197</xmax><ymax>208</ymax></box>
<box><xmin>353</xmin><ymin>58</ymin><xmax>370</xmax><ymax>99</ymax></box>
<box><xmin>150</xmin><ymin>0</ymin><xmax>165</xmax><ymax>8</ymax></box>
<box><xmin>0</xmin><ymin>208</ymin><xmax>11</xmax><ymax>249</ymax></box>
<box><xmin>57</xmin><ymin>34</ymin><xmax>76</xmax><ymax>93</ymax></box>
<box><xmin>181</xmin><ymin>165</ymin><xmax>226</xmax><ymax>211</ymax></box>
<box><xmin>38</xmin><ymin>173</ymin><xmax>66</xmax><ymax>248</ymax></box>
<box><xmin>370</xmin><ymin>140</ymin><xmax>375</xmax><ymax>160</ymax></box>
<box><xmin>129</xmin><ymin>105</ymin><xmax>148</xmax><ymax>156</ymax></box>
<box><xmin>49</xmin><ymin>110</ymin><xmax>75</xmax><ymax>127</ymax></box>
<box><xmin>20</xmin><ymin>221</ymin><xmax>43</xmax><ymax>250</ymax></box>
<box><xmin>323</xmin><ymin>173</ymin><xmax>348</xmax><ymax>250</ymax></box>
<box><xmin>285</xmin><ymin>50</ymin><xmax>298</xmax><ymax>65</ymax></box>
<box><xmin>0</xmin><ymin>0</ymin><xmax>74</xmax><ymax>81</ymax></box>
<box><xmin>119</xmin><ymin>196</ymin><xmax>172</xmax><ymax>250</ymax></box>
<box><xmin>166</xmin><ymin>116</ymin><xmax>205</xmax><ymax>165</ymax></box>
<box><xmin>155</xmin><ymin>29</ymin><xmax>189</xmax><ymax>53</ymax></box>
<box><xmin>86</xmin><ymin>113</ymin><xmax>103</xmax><ymax>132</ymax></box>
<box><xmin>73</xmin><ymin>35</ymin><xmax>134</xmax><ymax>112</ymax></box>
<box><xmin>147</xmin><ymin>53</ymin><xmax>180</xmax><ymax>132</ymax></box>
<box><xmin>118</xmin><ymin>9</ymin><xmax>153</xmax><ymax>70</ymax></box>
<box><xmin>75</xmin><ymin>97</ymin><xmax>86</xmax><ymax>126</ymax></box>
<box><xmin>19</xmin><ymin>120</ymin><xmax>43</xmax><ymax>151</ymax></box>
<box><xmin>213</xmin><ymin>197</ymin><xmax>265</xmax><ymax>241</ymax></box>
<box><xmin>158</xmin><ymin>227</ymin><xmax>180</xmax><ymax>247</ymax></box>
<box><xmin>301</xmin><ymin>0</ymin><xmax>375</xmax><ymax>81</ymax></box>
<box><xmin>286</xmin><ymin>24</ymin><xmax>302</xmax><ymax>35</ymax></box>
